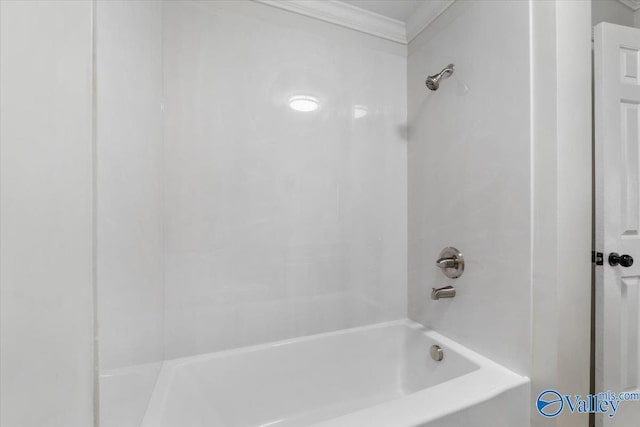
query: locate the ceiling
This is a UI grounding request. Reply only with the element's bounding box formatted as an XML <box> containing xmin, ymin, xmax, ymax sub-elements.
<box><xmin>341</xmin><ymin>0</ymin><xmax>425</xmax><ymax>22</ymax></box>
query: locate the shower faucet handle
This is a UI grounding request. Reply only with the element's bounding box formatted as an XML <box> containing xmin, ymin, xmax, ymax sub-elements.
<box><xmin>436</xmin><ymin>257</ymin><xmax>458</xmax><ymax>269</ymax></box>
<box><xmin>435</xmin><ymin>247</ymin><xmax>464</xmax><ymax>279</ymax></box>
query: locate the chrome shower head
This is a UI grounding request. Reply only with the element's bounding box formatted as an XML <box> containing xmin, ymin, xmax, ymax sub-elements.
<box><xmin>425</xmin><ymin>64</ymin><xmax>455</xmax><ymax>91</ymax></box>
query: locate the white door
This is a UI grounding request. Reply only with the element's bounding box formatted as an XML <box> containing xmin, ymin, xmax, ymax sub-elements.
<box><xmin>595</xmin><ymin>22</ymin><xmax>640</xmax><ymax>427</ymax></box>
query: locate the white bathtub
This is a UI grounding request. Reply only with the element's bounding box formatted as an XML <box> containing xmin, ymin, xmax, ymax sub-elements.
<box><xmin>141</xmin><ymin>320</ymin><xmax>529</xmax><ymax>427</ymax></box>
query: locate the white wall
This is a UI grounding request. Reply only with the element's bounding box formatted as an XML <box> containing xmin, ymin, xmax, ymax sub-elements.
<box><xmin>531</xmin><ymin>2</ymin><xmax>592</xmax><ymax>427</ymax></box>
<box><xmin>592</xmin><ymin>0</ymin><xmax>635</xmax><ymax>27</ymax></box>
<box><xmin>0</xmin><ymin>1</ymin><xmax>95</xmax><ymax>426</ymax></box>
<box><xmin>554</xmin><ymin>3</ymin><xmax>592</xmax><ymax>425</ymax></box>
<box><xmin>96</xmin><ymin>0</ymin><xmax>164</xmax><ymax>372</ymax></box>
<box><xmin>407</xmin><ymin>0</ymin><xmax>532</xmax><ymax>376</ymax></box>
<box><xmin>162</xmin><ymin>0</ymin><xmax>407</xmax><ymax>359</ymax></box>
<box><xmin>95</xmin><ymin>2</ymin><xmax>164</xmax><ymax>427</ymax></box>
<box><xmin>591</xmin><ymin>0</ymin><xmax>640</xmax><ymax>29</ymax></box>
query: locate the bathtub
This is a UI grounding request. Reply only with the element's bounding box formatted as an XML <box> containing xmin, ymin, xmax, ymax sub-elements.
<box><xmin>141</xmin><ymin>320</ymin><xmax>529</xmax><ymax>427</ymax></box>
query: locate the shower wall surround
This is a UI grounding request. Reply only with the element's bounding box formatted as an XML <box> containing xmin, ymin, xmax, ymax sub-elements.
<box><xmin>162</xmin><ymin>0</ymin><xmax>407</xmax><ymax>358</ymax></box>
<box><xmin>96</xmin><ymin>3</ymin><xmax>164</xmax><ymax>426</ymax></box>
<box><xmin>97</xmin><ymin>0</ymin><xmax>407</xmax><ymax>371</ymax></box>
<box><xmin>95</xmin><ymin>2</ymin><xmax>406</xmax><ymax>424</ymax></box>
<box><xmin>97</xmin><ymin>0</ymin><xmax>164</xmax><ymax>372</ymax></box>
<box><xmin>408</xmin><ymin>0</ymin><xmax>532</xmax><ymax>375</ymax></box>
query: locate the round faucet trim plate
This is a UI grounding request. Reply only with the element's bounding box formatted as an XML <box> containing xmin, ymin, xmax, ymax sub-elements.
<box><xmin>436</xmin><ymin>246</ymin><xmax>464</xmax><ymax>279</ymax></box>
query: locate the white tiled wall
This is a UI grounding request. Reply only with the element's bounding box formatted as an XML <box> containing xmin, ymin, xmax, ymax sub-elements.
<box><xmin>162</xmin><ymin>0</ymin><xmax>407</xmax><ymax>358</ymax></box>
<box><xmin>407</xmin><ymin>0</ymin><xmax>532</xmax><ymax>376</ymax></box>
<box><xmin>95</xmin><ymin>0</ymin><xmax>407</xmax><ymax>385</ymax></box>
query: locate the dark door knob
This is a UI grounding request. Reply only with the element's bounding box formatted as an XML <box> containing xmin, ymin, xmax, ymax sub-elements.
<box><xmin>609</xmin><ymin>252</ymin><xmax>634</xmax><ymax>267</ymax></box>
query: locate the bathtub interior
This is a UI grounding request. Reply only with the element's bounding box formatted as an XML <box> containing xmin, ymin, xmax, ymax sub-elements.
<box><xmin>138</xmin><ymin>321</ymin><xmax>524</xmax><ymax>427</ymax></box>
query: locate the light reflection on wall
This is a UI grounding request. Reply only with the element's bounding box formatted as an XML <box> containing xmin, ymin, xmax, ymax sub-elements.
<box><xmin>353</xmin><ymin>105</ymin><xmax>368</xmax><ymax>119</ymax></box>
<box><xmin>288</xmin><ymin>95</ymin><xmax>319</xmax><ymax>112</ymax></box>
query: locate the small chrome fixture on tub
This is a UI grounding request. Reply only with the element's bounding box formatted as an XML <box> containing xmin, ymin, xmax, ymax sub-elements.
<box><xmin>436</xmin><ymin>246</ymin><xmax>464</xmax><ymax>278</ymax></box>
<box><xmin>425</xmin><ymin>64</ymin><xmax>454</xmax><ymax>91</ymax></box>
<box><xmin>431</xmin><ymin>285</ymin><xmax>456</xmax><ymax>300</ymax></box>
<box><xmin>430</xmin><ymin>345</ymin><xmax>444</xmax><ymax>362</ymax></box>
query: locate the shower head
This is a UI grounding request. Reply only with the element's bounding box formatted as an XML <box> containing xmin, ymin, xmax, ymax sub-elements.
<box><xmin>425</xmin><ymin>64</ymin><xmax>454</xmax><ymax>91</ymax></box>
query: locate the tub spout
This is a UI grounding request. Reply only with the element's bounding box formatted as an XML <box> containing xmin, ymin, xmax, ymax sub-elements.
<box><xmin>431</xmin><ymin>285</ymin><xmax>456</xmax><ymax>300</ymax></box>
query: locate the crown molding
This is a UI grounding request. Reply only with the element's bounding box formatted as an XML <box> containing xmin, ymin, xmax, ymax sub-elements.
<box><xmin>618</xmin><ymin>0</ymin><xmax>640</xmax><ymax>11</ymax></box>
<box><xmin>256</xmin><ymin>0</ymin><xmax>407</xmax><ymax>44</ymax></box>
<box><xmin>406</xmin><ymin>0</ymin><xmax>455</xmax><ymax>42</ymax></box>
<box><xmin>255</xmin><ymin>0</ymin><xmax>457</xmax><ymax>45</ymax></box>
